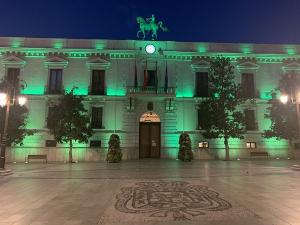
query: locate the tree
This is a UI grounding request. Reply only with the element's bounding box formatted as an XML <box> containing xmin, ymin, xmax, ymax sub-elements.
<box><xmin>264</xmin><ymin>73</ymin><xmax>300</xmax><ymax>143</ymax></box>
<box><xmin>198</xmin><ymin>57</ymin><xmax>246</xmax><ymax>160</ymax></box>
<box><xmin>0</xmin><ymin>77</ymin><xmax>35</xmax><ymax>146</ymax></box>
<box><xmin>47</xmin><ymin>88</ymin><xmax>93</xmax><ymax>163</ymax></box>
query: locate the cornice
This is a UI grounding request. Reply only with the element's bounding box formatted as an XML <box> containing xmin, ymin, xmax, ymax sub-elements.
<box><xmin>1</xmin><ymin>47</ymin><xmax>300</xmax><ymax>63</ymax></box>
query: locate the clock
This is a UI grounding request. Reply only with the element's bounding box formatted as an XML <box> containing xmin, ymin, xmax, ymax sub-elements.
<box><xmin>145</xmin><ymin>44</ymin><xmax>156</xmax><ymax>54</ymax></box>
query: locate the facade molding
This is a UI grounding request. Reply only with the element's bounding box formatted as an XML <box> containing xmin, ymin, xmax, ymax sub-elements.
<box><xmin>1</xmin><ymin>46</ymin><xmax>300</xmax><ymax>63</ymax></box>
<box><xmin>86</xmin><ymin>56</ymin><xmax>111</xmax><ymax>70</ymax></box>
<box><xmin>44</xmin><ymin>55</ymin><xmax>68</xmax><ymax>69</ymax></box>
<box><xmin>1</xmin><ymin>54</ymin><xmax>26</xmax><ymax>68</ymax></box>
<box><xmin>282</xmin><ymin>60</ymin><xmax>300</xmax><ymax>72</ymax></box>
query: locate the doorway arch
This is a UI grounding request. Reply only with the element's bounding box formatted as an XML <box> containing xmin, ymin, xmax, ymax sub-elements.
<box><xmin>139</xmin><ymin>111</ymin><xmax>161</xmax><ymax>158</ymax></box>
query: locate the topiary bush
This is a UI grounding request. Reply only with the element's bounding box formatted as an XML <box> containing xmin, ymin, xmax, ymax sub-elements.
<box><xmin>106</xmin><ymin>134</ymin><xmax>122</xmax><ymax>163</ymax></box>
<box><xmin>178</xmin><ymin>132</ymin><xmax>193</xmax><ymax>161</ymax></box>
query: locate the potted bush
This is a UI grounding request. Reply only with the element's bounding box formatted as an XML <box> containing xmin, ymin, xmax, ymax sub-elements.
<box><xmin>178</xmin><ymin>133</ymin><xmax>193</xmax><ymax>161</ymax></box>
<box><xmin>106</xmin><ymin>134</ymin><xmax>122</xmax><ymax>163</ymax></box>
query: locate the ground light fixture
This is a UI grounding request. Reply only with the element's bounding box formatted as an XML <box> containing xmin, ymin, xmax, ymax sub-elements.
<box><xmin>280</xmin><ymin>94</ymin><xmax>288</xmax><ymax>104</ymax></box>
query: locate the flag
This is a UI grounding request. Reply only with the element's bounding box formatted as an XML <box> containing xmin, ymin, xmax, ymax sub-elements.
<box><xmin>164</xmin><ymin>62</ymin><xmax>168</xmax><ymax>93</ymax></box>
<box><xmin>134</xmin><ymin>60</ymin><xmax>138</xmax><ymax>88</ymax></box>
<box><xmin>143</xmin><ymin>61</ymin><xmax>148</xmax><ymax>87</ymax></box>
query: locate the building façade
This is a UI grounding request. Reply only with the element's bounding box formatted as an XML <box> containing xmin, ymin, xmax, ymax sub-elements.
<box><xmin>0</xmin><ymin>37</ymin><xmax>299</xmax><ymax>162</ymax></box>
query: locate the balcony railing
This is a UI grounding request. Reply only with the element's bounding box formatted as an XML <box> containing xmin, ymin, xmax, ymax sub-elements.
<box><xmin>45</xmin><ymin>85</ymin><xmax>64</xmax><ymax>95</ymax></box>
<box><xmin>88</xmin><ymin>86</ymin><xmax>106</xmax><ymax>96</ymax></box>
<box><xmin>127</xmin><ymin>86</ymin><xmax>175</xmax><ymax>96</ymax></box>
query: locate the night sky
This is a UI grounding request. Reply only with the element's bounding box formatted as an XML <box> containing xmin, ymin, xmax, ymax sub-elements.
<box><xmin>0</xmin><ymin>0</ymin><xmax>300</xmax><ymax>44</ymax></box>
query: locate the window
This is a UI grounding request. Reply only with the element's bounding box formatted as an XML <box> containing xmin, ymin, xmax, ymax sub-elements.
<box><xmin>48</xmin><ymin>69</ymin><xmax>63</xmax><ymax>94</ymax></box>
<box><xmin>91</xmin><ymin>107</ymin><xmax>103</xmax><ymax>129</ymax></box>
<box><xmin>45</xmin><ymin>140</ymin><xmax>57</xmax><ymax>147</ymax></box>
<box><xmin>241</xmin><ymin>73</ymin><xmax>255</xmax><ymax>98</ymax></box>
<box><xmin>90</xmin><ymin>140</ymin><xmax>101</xmax><ymax>147</ymax></box>
<box><xmin>195</xmin><ymin>72</ymin><xmax>209</xmax><ymax>97</ymax></box>
<box><xmin>245</xmin><ymin>109</ymin><xmax>256</xmax><ymax>130</ymax></box>
<box><xmin>7</xmin><ymin>68</ymin><xmax>20</xmax><ymax>86</ymax></box>
<box><xmin>197</xmin><ymin>109</ymin><xmax>205</xmax><ymax>129</ymax></box>
<box><xmin>145</xmin><ymin>70</ymin><xmax>157</xmax><ymax>86</ymax></box>
<box><xmin>246</xmin><ymin>142</ymin><xmax>256</xmax><ymax>149</ymax></box>
<box><xmin>199</xmin><ymin>141</ymin><xmax>209</xmax><ymax>148</ymax></box>
<box><xmin>90</xmin><ymin>70</ymin><xmax>105</xmax><ymax>95</ymax></box>
<box><xmin>47</xmin><ymin>106</ymin><xmax>57</xmax><ymax>128</ymax></box>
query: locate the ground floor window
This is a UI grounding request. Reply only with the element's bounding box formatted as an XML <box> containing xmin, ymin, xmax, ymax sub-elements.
<box><xmin>198</xmin><ymin>141</ymin><xmax>209</xmax><ymax>148</ymax></box>
<box><xmin>91</xmin><ymin>107</ymin><xmax>103</xmax><ymax>129</ymax></box>
<box><xmin>246</xmin><ymin>142</ymin><xmax>256</xmax><ymax>149</ymax></box>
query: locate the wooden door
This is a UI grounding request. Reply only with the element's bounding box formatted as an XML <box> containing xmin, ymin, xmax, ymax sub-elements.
<box><xmin>139</xmin><ymin>122</ymin><xmax>161</xmax><ymax>158</ymax></box>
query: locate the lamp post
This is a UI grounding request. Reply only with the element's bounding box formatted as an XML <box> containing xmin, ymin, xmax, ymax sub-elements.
<box><xmin>0</xmin><ymin>89</ymin><xmax>27</xmax><ymax>170</ymax></box>
<box><xmin>280</xmin><ymin>93</ymin><xmax>300</xmax><ymax>157</ymax></box>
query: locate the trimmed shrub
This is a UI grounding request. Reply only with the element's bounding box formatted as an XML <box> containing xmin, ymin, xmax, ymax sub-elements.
<box><xmin>178</xmin><ymin>133</ymin><xmax>193</xmax><ymax>161</ymax></box>
<box><xmin>106</xmin><ymin>134</ymin><xmax>122</xmax><ymax>163</ymax></box>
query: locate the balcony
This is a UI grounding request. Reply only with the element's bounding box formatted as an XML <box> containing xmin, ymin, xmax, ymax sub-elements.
<box><xmin>88</xmin><ymin>86</ymin><xmax>106</xmax><ymax>96</ymax></box>
<box><xmin>45</xmin><ymin>85</ymin><xmax>64</xmax><ymax>95</ymax></box>
<box><xmin>240</xmin><ymin>89</ymin><xmax>260</xmax><ymax>99</ymax></box>
<box><xmin>127</xmin><ymin>86</ymin><xmax>175</xmax><ymax>96</ymax></box>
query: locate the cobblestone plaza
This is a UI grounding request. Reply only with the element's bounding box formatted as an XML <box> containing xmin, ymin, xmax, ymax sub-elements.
<box><xmin>0</xmin><ymin>160</ymin><xmax>299</xmax><ymax>225</ymax></box>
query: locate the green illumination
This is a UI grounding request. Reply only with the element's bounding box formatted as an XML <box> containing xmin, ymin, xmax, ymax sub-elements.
<box><xmin>65</xmin><ymin>87</ymin><xmax>88</xmax><ymax>96</ymax></box>
<box><xmin>260</xmin><ymin>91</ymin><xmax>273</xmax><ymax>100</ymax></box>
<box><xmin>214</xmin><ymin>93</ymin><xmax>220</xmax><ymax>98</ymax></box>
<box><xmin>11</xmin><ymin>38</ymin><xmax>22</xmax><ymax>48</ymax></box>
<box><xmin>95</xmin><ymin>41</ymin><xmax>105</xmax><ymax>50</ymax></box>
<box><xmin>197</xmin><ymin>44</ymin><xmax>208</xmax><ymax>53</ymax></box>
<box><xmin>68</xmin><ymin>52</ymin><xmax>89</xmax><ymax>58</ymax></box>
<box><xmin>175</xmin><ymin>91</ymin><xmax>193</xmax><ymax>98</ymax></box>
<box><xmin>53</xmin><ymin>40</ymin><xmax>64</xmax><ymax>49</ymax></box>
<box><xmin>286</xmin><ymin>48</ymin><xmax>296</xmax><ymax>55</ymax></box>
<box><xmin>240</xmin><ymin>44</ymin><xmax>253</xmax><ymax>54</ymax></box>
<box><xmin>106</xmin><ymin>88</ymin><xmax>126</xmax><ymax>96</ymax></box>
<box><xmin>21</xmin><ymin>87</ymin><xmax>45</xmax><ymax>95</ymax></box>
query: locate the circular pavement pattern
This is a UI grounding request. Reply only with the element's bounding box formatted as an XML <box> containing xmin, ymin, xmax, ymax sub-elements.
<box><xmin>115</xmin><ymin>181</ymin><xmax>232</xmax><ymax>220</ymax></box>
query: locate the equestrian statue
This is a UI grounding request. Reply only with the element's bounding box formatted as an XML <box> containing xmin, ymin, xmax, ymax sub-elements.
<box><xmin>136</xmin><ymin>14</ymin><xmax>168</xmax><ymax>40</ymax></box>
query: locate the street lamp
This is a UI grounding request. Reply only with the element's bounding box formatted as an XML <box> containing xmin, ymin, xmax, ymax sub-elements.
<box><xmin>0</xmin><ymin>91</ymin><xmax>27</xmax><ymax>170</ymax></box>
<box><xmin>280</xmin><ymin>93</ymin><xmax>300</xmax><ymax>158</ymax></box>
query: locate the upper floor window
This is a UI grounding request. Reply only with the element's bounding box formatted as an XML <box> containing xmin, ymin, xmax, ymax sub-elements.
<box><xmin>195</xmin><ymin>72</ymin><xmax>209</xmax><ymax>97</ymax></box>
<box><xmin>7</xmin><ymin>68</ymin><xmax>20</xmax><ymax>86</ymax></box>
<box><xmin>90</xmin><ymin>70</ymin><xmax>105</xmax><ymax>95</ymax></box>
<box><xmin>241</xmin><ymin>73</ymin><xmax>255</xmax><ymax>98</ymax></box>
<box><xmin>91</xmin><ymin>107</ymin><xmax>103</xmax><ymax>129</ymax></box>
<box><xmin>245</xmin><ymin>109</ymin><xmax>257</xmax><ymax>131</ymax></box>
<box><xmin>48</xmin><ymin>69</ymin><xmax>63</xmax><ymax>94</ymax></box>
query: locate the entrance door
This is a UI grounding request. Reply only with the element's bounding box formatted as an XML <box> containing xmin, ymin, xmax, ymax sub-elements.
<box><xmin>139</xmin><ymin>122</ymin><xmax>161</xmax><ymax>158</ymax></box>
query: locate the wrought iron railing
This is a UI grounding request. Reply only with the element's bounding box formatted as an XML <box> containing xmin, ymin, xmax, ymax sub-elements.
<box><xmin>44</xmin><ymin>85</ymin><xmax>64</xmax><ymax>95</ymax></box>
<box><xmin>127</xmin><ymin>86</ymin><xmax>175</xmax><ymax>95</ymax></box>
<box><xmin>88</xmin><ymin>86</ymin><xmax>107</xmax><ymax>96</ymax></box>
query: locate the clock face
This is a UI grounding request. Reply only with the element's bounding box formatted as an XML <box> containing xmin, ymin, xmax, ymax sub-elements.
<box><xmin>145</xmin><ymin>44</ymin><xmax>156</xmax><ymax>54</ymax></box>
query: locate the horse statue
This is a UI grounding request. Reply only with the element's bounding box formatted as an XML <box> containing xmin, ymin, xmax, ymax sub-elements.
<box><xmin>136</xmin><ymin>15</ymin><xmax>168</xmax><ymax>40</ymax></box>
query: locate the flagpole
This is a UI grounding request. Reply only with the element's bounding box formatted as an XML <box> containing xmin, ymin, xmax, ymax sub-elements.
<box><xmin>155</xmin><ymin>61</ymin><xmax>158</xmax><ymax>93</ymax></box>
